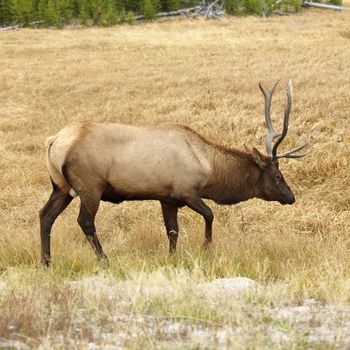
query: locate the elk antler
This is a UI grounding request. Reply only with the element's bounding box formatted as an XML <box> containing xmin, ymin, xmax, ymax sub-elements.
<box><xmin>259</xmin><ymin>80</ymin><xmax>280</xmax><ymax>157</ymax></box>
<box><xmin>259</xmin><ymin>79</ymin><xmax>307</xmax><ymax>160</ymax></box>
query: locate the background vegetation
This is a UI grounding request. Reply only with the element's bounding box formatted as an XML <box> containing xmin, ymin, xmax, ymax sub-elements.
<box><xmin>0</xmin><ymin>0</ymin><xmax>305</xmax><ymax>27</ymax></box>
<box><xmin>0</xmin><ymin>8</ymin><xmax>350</xmax><ymax>349</ymax></box>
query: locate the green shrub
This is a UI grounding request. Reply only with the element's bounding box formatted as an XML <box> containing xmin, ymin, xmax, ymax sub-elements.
<box><xmin>0</xmin><ymin>0</ymin><xmax>14</xmax><ymax>25</ymax></box>
<box><xmin>91</xmin><ymin>0</ymin><xmax>104</xmax><ymax>25</ymax></box>
<box><xmin>127</xmin><ymin>10</ymin><xmax>135</xmax><ymax>24</ymax></box>
<box><xmin>59</xmin><ymin>0</ymin><xmax>73</xmax><ymax>23</ymax></box>
<box><xmin>143</xmin><ymin>0</ymin><xmax>155</xmax><ymax>20</ymax></box>
<box><xmin>151</xmin><ymin>0</ymin><xmax>161</xmax><ymax>12</ymax></box>
<box><xmin>45</xmin><ymin>0</ymin><xmax>62</xmax><ymax>27</ymax></box>
<box><xmin>244</xmin><ymin>0</ymin><xmax>261</xmax><ymax>14</ymax></box>
<box><xmin>328</xmin><ymin>0</ymin><xmax>341</xmax><ymax>5</ymax></box>
<box><xmin>168</xmin><ymin>0</ymin><xmax>180</xmax><ymax>11</ymax></box>
<box><xmin>119</xmin><ymin>7</ymin><xmax>126</xmax><ymax>23</ymax></box>
<box><xmin>101</xmin><ymin>0</ymin><xmax>118</xmax><ymax>26</ymax></box>
<box><xmin>12</xmin><ymin>0</ymin><xmax>35</xmax><ymax>25</ymax></box>
<box><xmin>79</xmin><ymin>0</ymin><xmax>90</xmax><ymax>25</ymax></box>
<box><xmin>37</xmin><ymin>0</ymin><xmax>47</xmax><ymax>21</ymax></box>
<box><xmin>294</xmin><ymin>0</ymin><xmax>301</xmax><ymax>12</ymax></box>
<box><xmin>224</xmin><ymin>0</ymin><xmax>243</xmax><ymax>15</ymax></box>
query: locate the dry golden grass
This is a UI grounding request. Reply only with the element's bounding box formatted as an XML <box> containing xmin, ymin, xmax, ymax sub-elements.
<box><xmin>1</xmin><ymin>9</ymin><xmax>350</xmax><ymax>348</ymax></box>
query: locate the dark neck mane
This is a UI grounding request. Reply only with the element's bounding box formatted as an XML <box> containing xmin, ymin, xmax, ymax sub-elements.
<box><xmin>202</xmin><ymin>143</ymin><xmax>261</xmax><ymax>205</ymax></box>
<box><xmin>171</xmin><ymin>124</ymin><xmax>261</xmax><ymax>205</ymax></box>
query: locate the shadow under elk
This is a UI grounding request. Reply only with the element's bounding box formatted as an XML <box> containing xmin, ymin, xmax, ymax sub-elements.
<box><xmin>40</xmin><ymin>80</ymin><xmax>307</xmax><ymax>267</ymax></box>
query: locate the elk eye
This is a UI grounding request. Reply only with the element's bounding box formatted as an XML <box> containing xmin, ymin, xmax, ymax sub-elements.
<box><xmin>276</xmin><ymin>174</ymin><xmax>282</xmax><ymax>181</ymax></box>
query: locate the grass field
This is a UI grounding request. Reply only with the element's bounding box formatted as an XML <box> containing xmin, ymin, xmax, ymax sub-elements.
<box><xmin>1</xmin><ymin>9</ymin><xmax>350</xmax><ymax>349</ymax></box>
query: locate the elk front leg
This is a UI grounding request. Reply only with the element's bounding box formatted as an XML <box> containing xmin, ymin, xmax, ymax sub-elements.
<box><xmin>77</xmin><ymin>194</ymin><xmax>109</xmax><ymax>266</ymax></box>
<box><xmin>161</xmin><ymin>202</ymin><xmax>179</xmax><ymax>254</ymax></box>
<box><xmin>184</xmin><ymin>196</ymin><xmax>213</xmax><ymax>249</ymax></box>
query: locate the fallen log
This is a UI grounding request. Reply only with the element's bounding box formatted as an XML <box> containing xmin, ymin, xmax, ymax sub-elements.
<box><xmin>157</xmin><ymin>7</ymin><xmax>198</xmax><ymax>17</ymax></box>
<box><xmin>135</xmin><ymin>6</ymin><xmax>200</xmax><ymax>20</ymax></box>
<box><xmin>303</xmin><ymin>1</ymin><xmax>350</xmax><ymax>10</ymax></box>
<box><xmin>0</xmin><ymin>20</ymin><xmax>45</xmax><ymax>31</ymax></box>
<box><xmin>28</xmin><ymin>20</ymin><xmax>45</xmax><ymax>26</ymax></box>
<box><xmin>135</xmin><ymin>2</ymin><xmax>223</xmax><ymax>21</ymax></box>
<box><xmin>190</xmin><ymin>0</ymin><xmax>224</xmax><ymax>19</ymax></box>
<box><xmin>0</xmin><ymin>24</ymin><xmax>19</xmax><ymax>31</ymax></box>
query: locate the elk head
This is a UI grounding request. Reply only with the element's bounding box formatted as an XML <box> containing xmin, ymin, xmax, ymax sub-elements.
<box><xmin>252</xmin><ymin>80</ymin><xmax>307</xmax><ymax>205</ymax></box>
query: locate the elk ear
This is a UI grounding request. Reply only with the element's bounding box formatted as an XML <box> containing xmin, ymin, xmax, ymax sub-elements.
<box><xmin>251</xmin><ymin>147</ymin><xmax>267</xmax><ymax>169</ymax></box>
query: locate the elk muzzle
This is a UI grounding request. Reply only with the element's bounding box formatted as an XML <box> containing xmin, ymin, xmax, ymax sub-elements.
<box><xmin>281</xmin><ymin>192</ymin><xmax>295</xmax><ymax>205</ymax></box>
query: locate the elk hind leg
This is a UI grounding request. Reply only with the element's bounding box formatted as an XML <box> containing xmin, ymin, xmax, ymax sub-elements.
<box><xmin>161</xmin><ymin>202</ymin><xmax>179</xmax><ymax>254</ymax></box>
<box><xmin>39</xmin><ymin>186</ymin><xmax>73</xmax><ymax>267</ymax></box>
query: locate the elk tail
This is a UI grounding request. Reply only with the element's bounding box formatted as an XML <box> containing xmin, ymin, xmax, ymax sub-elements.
<box><xmin>45</xmin><ymin>135</ymin><xmax>75</xmax><ymax>196</ymax></box>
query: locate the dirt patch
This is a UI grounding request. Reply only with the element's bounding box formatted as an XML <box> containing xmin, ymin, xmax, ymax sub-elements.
<box><xmin>62</xmin><ymin>275</ymin><xmax>350</xmax><ymax>348</ymax></box>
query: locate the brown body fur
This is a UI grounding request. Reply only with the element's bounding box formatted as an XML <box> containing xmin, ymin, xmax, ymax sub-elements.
<box><xmin>40</xmin><ymin>122</ymin><xmax>294</xmax><ymax>266</ymax></box>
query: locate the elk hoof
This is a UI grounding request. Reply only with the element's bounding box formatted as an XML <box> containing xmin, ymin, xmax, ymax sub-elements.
<box><xmin>41</xmin><ymin>258</ymin><xmax>50</xmax><ymax>268</ymax></box>
<box><xmin>201</xmin><ymin>241</ymin><xmax>213</xmax><ymax>251</ymax></box>
<box><xmin>99</xmin><ymin>257</ymin><xmax>110</xmax><ymax>269</ymax></box>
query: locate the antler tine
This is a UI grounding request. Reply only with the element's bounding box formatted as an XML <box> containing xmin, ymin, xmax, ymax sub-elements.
<box><xmin>271</xmin><ymin>79</ymin><xmax>292</xmax><ymax>158</ymax></box>
<box><xmin>259</xmin><ymin>80</ymin><xmax>279</xmax><ymax>157</ymax></box>
<box><xmin>276</xmin><ymin>143</ymin><xmax>308</xmax><ymax>159</ymax></box>
<box><xmin>281</xmin><ymin>153</ymin><xmax>307</xmax><ymax>159</ymax></box>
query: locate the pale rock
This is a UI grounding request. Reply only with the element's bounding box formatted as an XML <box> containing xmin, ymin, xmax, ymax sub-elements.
<box><xmin>197</xmin><ymin>277</ymin><xmax>260</xmax><ymax>296</ymax></box>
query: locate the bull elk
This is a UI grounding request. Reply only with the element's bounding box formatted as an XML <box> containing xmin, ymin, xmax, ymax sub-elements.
<box><xmin>40</xmin><ymin>80</ymin><xmax>306</xmax><ymax>267</ymax></box>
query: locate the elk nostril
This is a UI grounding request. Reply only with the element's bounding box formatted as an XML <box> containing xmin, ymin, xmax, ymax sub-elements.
<box><xmin>288</xmin><ymin>193</ymin><xmax>295</xmax><ymax>204</ymax></box>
